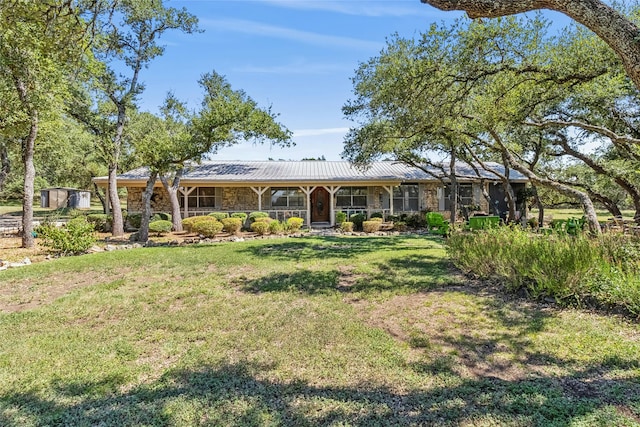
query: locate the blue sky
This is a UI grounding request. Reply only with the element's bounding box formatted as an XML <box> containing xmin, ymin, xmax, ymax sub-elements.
<box><xmin>138</xmin><ymin>1</ymin><xmax>570</xmax><ymax>161</ymax></box>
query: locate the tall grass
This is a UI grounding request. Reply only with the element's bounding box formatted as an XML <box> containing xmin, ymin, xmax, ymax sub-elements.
<box><xmin>447</xmin><ymin>227</ymin><xmax>640</xmax><ymax>316</ymax></box>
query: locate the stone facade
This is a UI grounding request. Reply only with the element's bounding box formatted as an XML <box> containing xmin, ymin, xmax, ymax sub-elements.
<box><xmin>127</xmin><ymin>187</ymin><xmax>173</xmax><ymax>213</ymax></box>
<box><xmin>125</xmin><ymin>182</ymin><xmax>489</xmax><ymax>218</ymax></box>
<box><xmin>223</xmin><ymin>187</ymin><xmax>257</xmax><ymax>211</ymax></box>
<box><xmin>422</xmin><ymin>182</ymin><xmax>440</xmax><ymax>212</ymax></box>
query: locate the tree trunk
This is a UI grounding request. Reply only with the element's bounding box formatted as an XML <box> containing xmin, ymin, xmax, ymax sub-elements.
<box><xmin>0</xmin><ymin>143</ymin><xmax>10</xmax><ymax>192</ymax></box>
<box><xmin>108</xmin><ymin>164</ymin><xmax>124</xmax><ymax>236</ymax></box>
<box><xmin>531</xmin><ymin>185</ymin><xmax>545</xmax><ymax>227</ymax></box>
<box><xmin>108</xmin><ymin>103</ymin><xmax>128</xmax><ymax>237</ymax></box>
<box><xmin>21</xmin><ymin>111</ymin><xmax>38</xmax><ymax>249</ymax></box>
<box><xmin>554</xmin><ymin>137</ymin><xmax>640</xmax><ymax>223</ymax></box>
<box><xmin>420</xmin><ymin>0</ymin><xmax>640</xmax><ymax>92</ymax></box>
<box><xmin>93</xmin><ymin>182</ymin><xmax>107</xmax><ymax>214</ymax></box>
<box><xmin>160</xmin><ymin>171</ymin><xmax>184</xmax><ymax>232</ymax></box>
<box><xmin>137</xmin><ymin>170</ymin><xmax>158</xmax><ymax>243</ymax></box>
<box><xmin>449</xmin><ymin>154</ymin><xmax>458</xmax><ymax>223</ymax></box>
<box><xmin>504</xmin><ymin>156</ymin><xmax>602</xmax><ymax>233</ymax></box>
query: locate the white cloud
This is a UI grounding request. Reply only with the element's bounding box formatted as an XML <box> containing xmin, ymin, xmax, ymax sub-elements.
<box><xmin>293</xmin><ymin>127</ymin><xmax>350</xmax><ymax>137</ymax></box>
<box><xmin>234</xmin><ymin>61</ymin><xmax>350</xmax><ymax>75</ymax></box>
<box><xmin>200</xmin><ymin>18</ymin><xmax>382</xmax><ymax>51</ymax></box>
<box><xmin>260</xmin><ymin>0</ymin><xmax>440</xmax><ymax>18</ymax></box>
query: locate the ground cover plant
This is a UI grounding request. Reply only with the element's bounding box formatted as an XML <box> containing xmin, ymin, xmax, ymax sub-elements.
<box><xmin>0</xmin><ymin>235</ymin><xmax>639</xmax><ymax>426</ymax></box>
<box><xmin>447</xmin><ymin>227</ymin><xmax>640</xmax><ymax>316</ymax></box>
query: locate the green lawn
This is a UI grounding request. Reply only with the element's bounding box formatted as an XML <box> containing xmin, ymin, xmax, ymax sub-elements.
<box><xmin>1</xmin><ymin>235</ymin><xmax>639</xmax><ymax>426</ymax></box>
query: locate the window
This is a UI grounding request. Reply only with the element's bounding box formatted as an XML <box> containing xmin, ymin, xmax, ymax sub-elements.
<box><xmin>393</xmin><ymin>184</ymin><xmax>419</xmax><ymax>212</ymax></box>
<box><xmin>443</xmin><ymin>183</ymin><xmax>473</xmax><ymax>210</ymax></box>
<box><xmin>270</xmin><ymin>187</ymin><xmax>304</xmax><ymax>208</ymax></box>
<box><xmin>180</xmin><ymin>187</ymin><xmax>220</xmax><ymax>209</ymax></box>
<box><xmin>336</xmin><ymin>187</ymin><xmax>367</xmax><ymax>207</ymax></box>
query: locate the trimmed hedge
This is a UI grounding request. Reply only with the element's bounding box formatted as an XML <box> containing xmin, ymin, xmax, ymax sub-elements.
<box><xmin>191</xmin><ymin>217</ymin><xmax>224</xmax><ymax>237</ymax></box>
<box><xmin>363</xmin><ymin>220</ymin><xmax>381</xmax><ymax>233</ymax></box>
<box><xmin>250</xmin><ymin>221</ymin><xmax>269</xmax><ymax>235</ymax></box>
<box><xmin>340</xmin><ymin>221</ymin><xmax>354</xmax><ymax>232</ymax></box>
<box><xmin>208</xmin><ymin>212</ymin><xmax>229</xmax><ymax>221</ymax></box>
<box><xmin>221</xmin><ymin>217</ymin><xmax>243</xmax><ymax>234</ymax></box>
<box><xmin>286</xmin><ymin>217</ymin><xmax>304</xmax><ymax>232</ymax></box>
<box><xmin>249</xmin><ymin>211</ymin><xmax>270</xmax><ymax>223</ymax></box>
<box><xmin>149</xmin><ymin>220</ymin><xmax>173</xmax><ymax>235</ymax></box>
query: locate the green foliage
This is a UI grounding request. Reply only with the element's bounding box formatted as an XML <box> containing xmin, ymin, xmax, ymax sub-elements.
<box><xmin>370</xmin><ymin>212</ymin><xmax>383</xmax><ymax>219</ymax></box>
<box><xmin>250</xmin><ymin>221</ymin><xmax>269</xmax><ymax>235</ymax></box>
<box><xmin>38</xmin><ymin>217</ymin><xmax>96</xmax><ymax>255</ymax></box>
<box><xmin>268</xmin><ymin>220</ymin><xmax>284</xmax><ymax>234</ymax></box>
<box><xmin>369</xmin><ymin>217</ymin><xmax>383</xmax><ymax>223</ymax></box>
<box><xmin>249</xmin><ymin>211</ymin><xmax>270</xmax><ymax>223</ymax></box>
<box><xmin>220</xmin><ymin>217</ymin><xmax>242</xmax><ymax>234</ymax></box>
<box><xmin>253</xmin><ymin>216</ymin><xmax>272</xmax><ymax>223</ymax></box>
<box><xmin>363</xmin><ymin>220</ymin><xmax>382</xmax><ymax>233</ymax></box>
<box><xmin>447</xmin><ymin>227</ymin><xmax>640</xmax><ymax>315</ymax></box>
<box><xmin>350</xmin><ymin>213</ymin><xmax>365</xmax><ymax>231</ymax></box>
<box><xmin>230</xmin><ymin>212</ymin><xmax>248</xmax><ymax>223</ymax></box>
<box><xmin>190</xmin><ymin>217</ymin><xmax>223</xmax><ymax>238</ymax></box>
<box><xmin>208</xmin><ymin>212</ymin><xmax>229</xmax><ymax>220</ymax></box>
<box><xmin>149</xmin><ymin>220</ymin><xmax>173</xmax><ymax>235</ymax></box>
<box><xmin>181</xmin><ymin>216</ymin><xmax>203</xmax><ymax>233</ymax></box>
<box><xmin>127</xmin><ymin>213</ymin><xmax>143</xmax><ymax>229</ymax></box>
<box><xmin>286</xmin><ymin>217</ymin><xmax>304</xmax><ymax>232</ymax></box>
<box><xmin>340</xmin><ymin>221</ymin><xmax>354</xmax><ymax>232</ymax></box>
<box><xmin>152</xmin><ymin>212</ymin><xmax>172</xmax><ymax>222</ymax></box>
<box><xmin>86</xmin><ymin>213</ymin><xmax>111</xmax><ymax>232</ymax></box>
<box><xmin>335</xmin><ymin>211</ymin><xmax>347</xmax><ymax>224</ymax></box>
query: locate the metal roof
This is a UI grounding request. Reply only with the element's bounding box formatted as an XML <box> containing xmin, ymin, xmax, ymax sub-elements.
<box><xmin>98</xmin><ymin>160</ymin><xmax>528</xmax><ymax>185</ymax></box>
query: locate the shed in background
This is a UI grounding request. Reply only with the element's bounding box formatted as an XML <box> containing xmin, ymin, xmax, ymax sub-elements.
<box><xmin>40</xmin><ymin>188</ymin><xmax>91</xmax><ymax>209</ymax></box>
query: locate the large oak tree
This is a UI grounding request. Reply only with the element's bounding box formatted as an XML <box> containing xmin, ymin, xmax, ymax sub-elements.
<box><xmin>420</xmin><ymin>0</ymin><xmax>640</xmax><ymax>91</ymax></box>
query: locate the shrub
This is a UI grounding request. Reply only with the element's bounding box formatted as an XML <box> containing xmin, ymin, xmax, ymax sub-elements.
<box><xmin>406</xmin><ymin>213</ymin><xmax>427</xmax><ymax>228</ymax></box>
<box><xmin>149</xmin><ymin>220</ymin><xmax>173</xmax><ymax>235</ymax></box>
<box><xmin>152</xmin><ymin>212</ymin><xmax>172</xmax><ymax>222</ymax></box>
<box><xmin>251</xmin><ymin>221</ymin><xmax>269</xmax><ymax>235</ymax></box>
<box><xmin>363</xmin><ymin>220</ymin><xmax>381</xmax><ymax>233</ymax></box>
<box><xmin>190</xmin><ymin>217</ymin><xmax>224</xmax><ymax>237</ymax></box>
<box><xmin>253</xmin><ymin>216</ymin><xmax>273</xmax><ymax>224</ymax></box>
<box><xmin>340</xmin><ymin>221</ymin><xmax>354</xmax><ymax>232</ymax></box>
<box><xmin>208</xmin><ymin>212</ymin><xmax>229</xmax><ymax>221</ymax></box>
<box><xmin>249</xmin><ymin>211</ymin><xmax>270</xmax><ymax>223</ymax></box>
<box><xmin>446</xmin><ymin>227</ymin><xmax>640</xmax><ymax>316</ymax></box>
<box><xmin>370</xmin><ymin>211</ymin><xmax>383</xmax><ymax>219</ymax></box>
<box><xmin>230</xmin><ymin>212</ymin><xmax>248</xmax><ymax>225</ymax></box>
<box><xmin>286</xmin><ymin>217</ymin><xmax>304</xmax><ymax>232</ymax></box>
<box><xmin>182</xmin><ymin>216</ymin><xmax>204</xmax><ymax>233</ymax></box>
<box><xmin>269</xmin><ymin>220</ymin><xmax>284</xmax><ymax>234</ymax></box>
<box><xmin>350</xmin><ymin>213</ymin><xmax>365</xmax><ymax>231</ymax></box>
<box><xmin>39</xmin><ymin>217</ymin><xmax>96</xmax><ymax>255</ymax></box>
<box><xmin>127</xmin><ymin>213</ymin><xmax>143</xmax><ymax>229</ymax></box>
<box><xmin>335</xmin><ymin>211</ymin><xmax>347</xmax><ymax>224</ymax></box>
<box><xmin>86</xmin><ymin>213</ymin><xmax>111</xmax><ymax>232</ymax></box>
<box><xmin>369</xmin><ymin>217</ymin><xmax>383</xmax><ymax>223</ymax></box>
<box><xmin>394</xmin><ymin>221</ymin><xmax>407</xmax><ymax>232</ymax></box>
<box><xmin>221</xmin><ymin>217</ymin><xmax>243</xmax><ymax>234</ymax></box>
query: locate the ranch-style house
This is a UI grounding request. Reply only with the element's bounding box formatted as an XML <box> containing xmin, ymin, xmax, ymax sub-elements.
<box><xmin>93</xmin><ymin>160</ymin><xmax>528</xmax><ymax>227</ymax></box>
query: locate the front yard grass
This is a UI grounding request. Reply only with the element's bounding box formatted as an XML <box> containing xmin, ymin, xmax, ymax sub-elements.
<box><xmin>1</xmin><ymin>235</ymin><xmax>639</xmax><ymax>426</ymax></box>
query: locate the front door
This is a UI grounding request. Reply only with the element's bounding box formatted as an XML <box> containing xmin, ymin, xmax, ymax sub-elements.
<box><xmin>311</xmin><ymin>187</ymin><xmax>330</xmax><ymax>222</ymax></box>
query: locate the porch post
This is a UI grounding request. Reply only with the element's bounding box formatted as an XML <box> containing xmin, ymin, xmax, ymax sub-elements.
<box><xmin>382</xmin><ymin>185</ymin><xmax>394</xmax><ymax>217</ymax></box>
<box><xmin>250</xmin><ymin>186</ymin><xmax>269</xmax><ymax>211</ymax></box>
<box><xmin>179</xmin><ymin>186</ymin><xmax>196</xmax><ymax>217</ymax></box>
<box><xmin>323</xmin><ymin>186</ymin><xmax>341</xmax><ymax>226</ymax></box>
<box><xmin>299</xmin><ymin>186</ymin><xmax>317</xmax><ymax>227</ymax></box>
